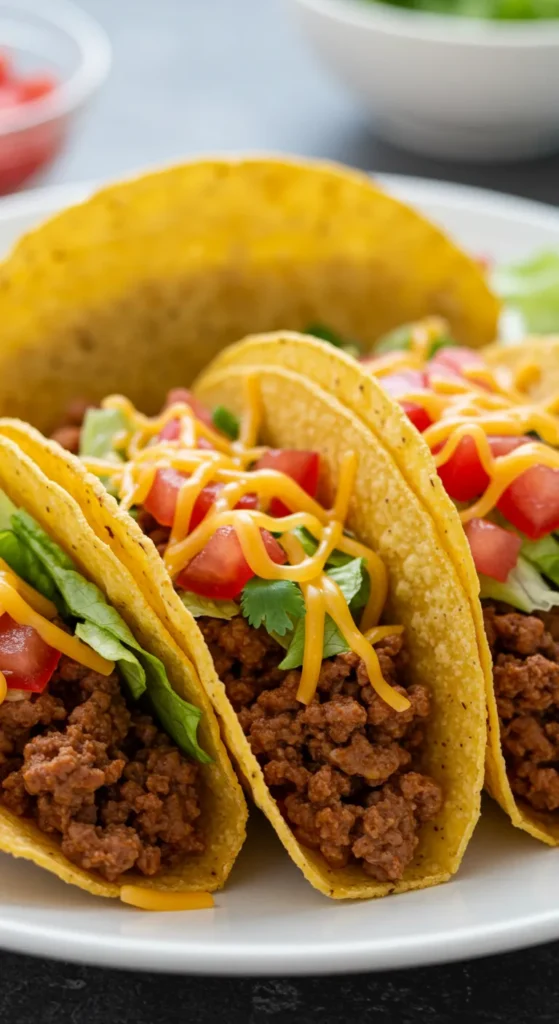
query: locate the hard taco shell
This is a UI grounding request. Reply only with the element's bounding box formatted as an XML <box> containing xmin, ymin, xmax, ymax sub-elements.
<box><xmin>0</xmin><ymin>335</ymin><xmax>488</xmax><ymax>897</ymax></box>
<box><xmin>0</xmin><ymin>435</ymin><xmax>247</xmax><ymax>898</ymax></box>
<box><xmin>0</xmin><ymin>156</ymin><xmax>498</xmax><ymax>434</ymax></box>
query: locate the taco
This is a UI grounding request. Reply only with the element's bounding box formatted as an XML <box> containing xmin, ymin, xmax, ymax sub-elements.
<box><xmin>0</xmin><ymin>156</ymin><xmax>498</xmax><ymax>435</ymax></box>
<box><xmin>0</xmin><ymin>340</ymin><xmax>487</xmax><ymax>899</ymax></box>
<box><xmin>0</xmin><ymin>435</ymin><xmax>246</xmax><ymax>907</ymax></box>
<box><xmin>482</xmin><ymin>337</ymin><xmax>559</xmax><ymax>403</ymax></box>
<box><xmin>205</xmin><ymin>325</ymin><xmax>559</xmax><ymax>846</ymax></box>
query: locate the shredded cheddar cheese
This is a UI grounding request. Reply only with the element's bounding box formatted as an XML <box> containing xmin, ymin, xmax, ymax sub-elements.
<box><xmin>119</xmin><ymin>886</ymin><xmax>214</xmax><ymax>911</ymax></box>
<box><xmin>0</xmin><ymin>577</ymin><xmax>115</xmax><ymax>691</ymax></box>
<box><xmin>363</xmin><ymin>322</ymin><xmax>559</xmax><ymax>526</ymax></box>
<box><xmin>82</xmin><ymin>385</ymin><xmax>408</xmax><ymax>712</ymax></box>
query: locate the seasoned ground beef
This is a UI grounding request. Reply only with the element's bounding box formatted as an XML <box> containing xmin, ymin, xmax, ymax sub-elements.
<box><xmin>0</xmin><ymin>657</ymin><xmax>203</xmax><ymax>882</ymax></box>
<box><xmin>198</xmin><ymin>616</ymin><xmax>442</xmax><ymax>882</ymax></box>
<box><xmin>484</xmin><ymin>602</ymin><xmax>559</xmax><ymax>814</ymax></box>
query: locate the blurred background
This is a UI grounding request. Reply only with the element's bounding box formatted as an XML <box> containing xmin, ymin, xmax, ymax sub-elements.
<box><xmin>5</xmin><ymin>0</ymin><xmax>559</xmax><ymax>205</ymax></box>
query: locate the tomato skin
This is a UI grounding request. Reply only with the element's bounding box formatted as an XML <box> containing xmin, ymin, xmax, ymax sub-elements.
<box><xmin>435</xmin><ymin>434</ymin><xmax>529</xmax><ymax>503</ymax></box>
<box><xmin>189</xmin><ymin>484</ymin><xmax>257</xmax><ymax>532</ymax></box>
<box><xmin>255</xmin><ymin>449</ymin><xmax>320</xmax><ymax>517</ymax></box>
<box><xmin>164</xmin><ymin>388</ymin><xmax>214</xmax><ymax>429</ymax></box>
<box><xmin>497</xmin><ymin>465</ymin><xmax>559</xmax><ymax>541</ymax></box>
<box><xmin>0</xmin><ymin>614</ymin><xmax>61</xmax><ymax>693</ymax></box>
<box><xmin>176</xmin><ymin>526</ymin><xmax>287</xmax><ymax>599</ymax></box>
<box><xmin>400</xmin><ymin>400</ymin><xmax>432</xmax><ymax>433</ymax></box>
<box><xmin>18</xmin><ymin>74</ymin><xmax>57</xmax><ymax>103</ymax></box>
<box><xmin>144</xmin><ymin>467</ymin><xmax>187</xmax><ymax>527</ymax></box>
<box><xmin>144</xmin><ymin>469</ymin><xmax>258</xmax><ymax>531</ymax></box>
<box><xmin>464</xmin><ymin>518</ymin><xmax>522</xmax><ymax>583</ymax></box>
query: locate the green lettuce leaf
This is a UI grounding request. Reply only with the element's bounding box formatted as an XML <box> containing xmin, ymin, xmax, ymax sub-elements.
<box><xmin>279</xmin><ymin>615</ymin><xmax>349</xmax><ymax>670</ymax></box>
<box><xmin>493</xmin><ymin>251</ymin><xmax>559</xmax><ymax>334</ymax></box>
<box><xmin>9</xmin><ymin>509</ymin><xmax>208</xmax><ymax>761</ymax></box>
<box><xmin>75</xmin><ymin>621</ymin><xmax>147</xmax><ymax>700</ymax></box>
<box><xmin>0</xmin><ymin>528</ymin><xmax>61</xmax><ymax>606</ymax></box>
<box><xmin>479</xmin><ymin>555</ymin><xmax>559</xmax><ymax>613</ymax></box>
<box><xmin>0</xmin><ymin>490</ymin><xmax>18</xmax><ymax>532</ymax></box>
<box><xmin>521</xmin><ymin>535</ymin><xmax>559</xmax><ymax>588</ymax></box>
<box><xmin>241</xmin><ymin>578</ymin><xmax>305</xmax><ymax>637</ymax></box>
<box><xmin>79</xmin><ymin>407</ymin><xmax>129</xmax><ymax>460</ymax></box>
<box><xmin>326</xmin><ymin>557</ymin><xmax>369</xmax><ymax>611</ymax></box>
<box><xmin>180</xmin><ymin>591</ymin><xmax>240</xmax><ymax>620</ymax></box>
<box><xmin>375</xmin><ymin>323</ymin><xmax>456</xmax><ymax>357</ymax></box>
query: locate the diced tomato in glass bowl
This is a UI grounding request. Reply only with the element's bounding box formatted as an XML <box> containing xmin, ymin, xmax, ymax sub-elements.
<box><xmin>0</xmin><ymin>5</ymin><xmax>110</xmax><ymax>194</ymax></box>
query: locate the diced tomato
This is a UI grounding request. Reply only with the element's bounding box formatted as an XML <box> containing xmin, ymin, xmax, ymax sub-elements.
<box><xmin>255</xmin><ymin>449</ymin><xmax>320</xmax><ymax>517</ymax></box>
<box><xmin>0</xmin><ymin>53</ymin><xmax>12</xmax><ymax>87</ymax></box>
<box><xmin>176</xmin><ymin>526</ymin><xmax>287</xmax><ymax>599</ymax></box>
<box><xmin>158</xmin><ymin>416</ymin><xmax>215</xmax><ymax>450</ymax></box>
<box><xmin>497</xmin><ymin>464</ymin><xmax>559</xmax><ymax>541</ymax></box>
<box><xmin>400</xmin><ymin>401</ymin><xmax>432</xmax><ymax>433</ymax></box>
<box><xmin>0</xmin><ymin>85</ymin><xmax>20</xmax><ymax>110</ymax></box>
<box><xmin>379</xmin><ymin>370</ymin><xmax>432</xmax><ymax>433</ymax></box>
<box><xmin>381</xmin><ymin>369</ymin><xmax>426</xmax><ymax>398</ymax></box>
<box><xmin>144</xmin><ymin>468</ymin><xmax>257</xmax><ymax>531</ymax></box>
<box><xmin>0</xmin><ymin>614</ymin><xmax>61</xmax><ymax>693</ymax></box>
<box><xmin>464</xmin><ymin>518</ymin><xmax>521</xmax><ymax>583</ymax></box>
<box><xmin>163</xmin><ymin>388</ymin><xmax>214</xmax><ymax>429</ymax></box>
<box><xmin>144</xmin><ymin>467</ymin><xmax>187</xmax><ymax>527</ymax></box>
<box><xmin>435</xmin><ymin>434</ymin><xmax>530</xmax><ymax>503</ymax></box>
<box><xmin>18</xmin><ymin>74</ymin><xmax>57</xmax><ymax>103</ymax></box>
<box><xmin>189</xmin><ymin>483</ymin><xmax>258</xmax><ymax>532</ymax></box>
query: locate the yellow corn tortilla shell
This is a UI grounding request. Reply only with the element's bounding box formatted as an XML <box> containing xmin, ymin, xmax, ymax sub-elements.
<box><xmin>483</xmin><ymin>337</ymin><xmax>559</xmax><ymax>402</ymax></box>
<box><xmin>204</xmin><ymin>331</ymin><xmax>559</xmax><ymax>846</ymax></box>
<box><xmin>0</xmin><ymin>156</ymin><xmax>498</xmax><ymax>434</ymax></box>
<box><xmin>0</xmin><ymin>343</ymin><xmax>487</xmax><ymax>898</ymax></box>
<box><xmin>0</xmin><ymin>435</ymin><xmax>247</xmax><ymax>899</ymax></box>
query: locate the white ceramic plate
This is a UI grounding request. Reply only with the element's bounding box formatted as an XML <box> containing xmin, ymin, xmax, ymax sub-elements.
<box><xmin>2</xmin><ymin>175</ymin><xmax>559</xmax><ymax>977</ymax></box>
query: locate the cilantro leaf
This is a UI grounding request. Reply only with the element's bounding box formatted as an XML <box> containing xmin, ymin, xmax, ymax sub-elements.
<box><xmin>212</xmin><ymin>405</ymin><xmax>240</xmax><ymax>441</ymax></box>
<box><xmin>241</xmin><ymin>578</ymin><xmax>305</xmax><ymax>637</ymax></box>
<box><xmin>180</xmin><ymin>590</ymin><xmax>240</xmax><ymax>620</ymax></box>
<box><xmin>279</xmin><ymin>615</ymin><xmax>350</xmax><ymax>670</ymax></box>
<box><xmin>305</xmin><ymin>323</ymin><xmax>346</xmax><ymax>348</ymax></box>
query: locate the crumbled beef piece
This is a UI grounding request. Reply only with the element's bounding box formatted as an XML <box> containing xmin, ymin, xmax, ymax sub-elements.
<box><xmin>199</xmin><ymin>615</ymin><xmax>442</xmax><ymax>882</ymax></box>
<box><xmin>485</xmin><ymin>602</ymin><xmax>559</xmax><ymax>815</ymax></box>
<box><xmin>0</xmin><ymin>660</ymin><xmax>203</xmax><ymax>882</ymax></box>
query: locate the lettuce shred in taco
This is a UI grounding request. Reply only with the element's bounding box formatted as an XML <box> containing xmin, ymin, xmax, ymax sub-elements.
<box><xmin>6</xmin><ymin>338</ymin><xmax>487</xmax><ymax>898</ymax></box>
<box><xmin>0</xmin><ymin>436</ymin><xmax>246</xmax><ymax>907</ymax></box>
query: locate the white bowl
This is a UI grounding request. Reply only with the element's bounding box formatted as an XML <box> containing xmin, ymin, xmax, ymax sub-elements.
<box><xmin>288</xmin><ymin>0</ymin><xmax>559</xmax><ymax>161</ymax></box>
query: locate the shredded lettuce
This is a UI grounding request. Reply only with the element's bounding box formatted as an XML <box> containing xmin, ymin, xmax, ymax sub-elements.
<box><xmin>521</xmin><ymin>534</ymin><xmax>559</xmax><ymax>588</ymax></box>
<box><xmin>79</xmin><ymin>407</ymin><xmax>129</xmax><ymax>460</ymax></box>
<box><xmin>479</xmin><ymin>555</ymin><xmax>559</xmax><ymax>613</ymax></box>
<box><xmin>493</xmin><ymin>251</ymin><xmax>559</xmax><ymax>334</ymax></box>
<box><xmin>0</xmin><ymin>500</ymin><xmax>208</xmax><ymax>762</ymax></box>
<box><xmin>180</xmin><ymin>591</ymin><xmax>239</xmax><ymax>621</ymax></box>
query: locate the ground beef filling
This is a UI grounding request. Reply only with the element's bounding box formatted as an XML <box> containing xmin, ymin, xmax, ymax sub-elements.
<box><xmin>0</xmin><ymin>658</ymin><xmax>204</xmax><ymax>882</ymax></box>
<box><xmin>484</xmin><ymin>603</ymin><xmax>559</xmax><ymax>815</ymax></box>
<box><xmin>198</xmin><ymin>616</ymin><xmax>442</xmax><ymax>882</ymax></box>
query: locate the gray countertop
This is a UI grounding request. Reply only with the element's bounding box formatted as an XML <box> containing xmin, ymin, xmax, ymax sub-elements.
<box><xmin>2</xmin><ymin>1</ymin><xmax>559</xmax><ymax>1020</ymax></box>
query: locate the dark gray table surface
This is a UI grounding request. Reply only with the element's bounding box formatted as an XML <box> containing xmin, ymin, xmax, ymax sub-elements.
<box><xmin>2</xmin><ymin>0</ymin><xmax>559</xmax><ymax>1019</ymax></box>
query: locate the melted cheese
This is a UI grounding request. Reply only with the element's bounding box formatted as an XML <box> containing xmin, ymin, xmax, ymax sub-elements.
<box><xmin>84</xmin><ymin>386</ymin><xmax>407</xmax><ymax>712</ymax></box>
<box><xmin>119</xmin><ymin>886</ymin><xmax>214</xmax><ymax>911</ymax></box>
<box><xmin>0</xmin><ymin>578</ymin><xmax>115</xmax><ymax>677</ymax></box>
<box><xmin>364</xmin><ymin>327</ymin><xmax>559</xmax><ymax>525</ymax></box>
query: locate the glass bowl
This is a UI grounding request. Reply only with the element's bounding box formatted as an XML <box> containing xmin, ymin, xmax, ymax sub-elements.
<box><xmin>0</xmin><ymin>0</ymin><xmax>111</xmax><ymax>193</ymax></box>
